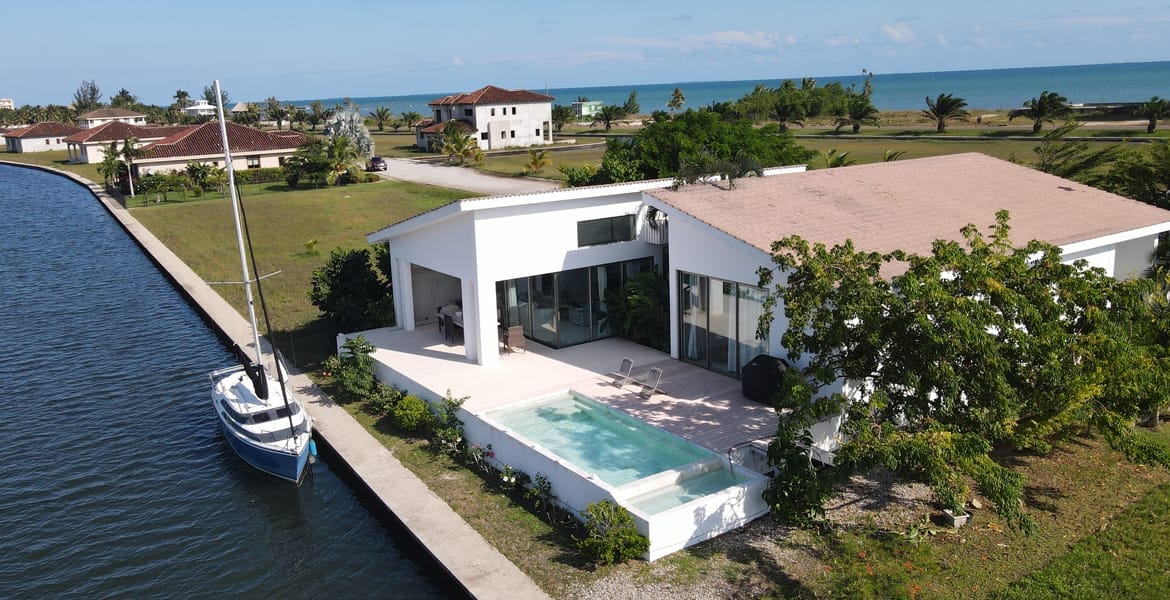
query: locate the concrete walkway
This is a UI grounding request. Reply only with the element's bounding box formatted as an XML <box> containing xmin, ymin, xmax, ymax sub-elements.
<box><xmin>379</xmin><ymin>158</ymin><xmax>560</xmax><ymax>196</ymax></box>
<box><xmin>4</xmin><ymin>161</ymin><xmax>550</xmax><ymax>600</ymax></box>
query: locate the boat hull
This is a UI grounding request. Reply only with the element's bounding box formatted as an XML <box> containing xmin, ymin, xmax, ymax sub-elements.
<box><xmin>216</xmin><ymin>415</ymin><xmax>311</xmax><ymax>484</ymax></box>
<box><xmin>210</xmin><ymin>365</ymin><xmax>312</xmax><ymax>484</ymax></box>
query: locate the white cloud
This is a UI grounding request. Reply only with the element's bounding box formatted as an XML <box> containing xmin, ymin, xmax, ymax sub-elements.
<box><xmin>880</xmin><ymin>22</ymin><xmax>917</xmax><ymax>43</ymax></box>
<box><xmin>452</xmin><ymin>57</ymin><xmax>464</xmax><ymax>67</ymax></box>
<box><xmin>936</xmin><ymin>33</ymin><xmax>948</xmax><ymax>46</ymax></box>
<box><xmin>822</xmin><ymin>34</ymin><xmax>861</xmax><ymax>47</ymax></box>
<box><xmin>1057</xmin><ymin>15</ymin><xmax>1135</xmax><ymax>26</ymax></box>
<box><xmin>684</xmin><ymin>30</ymin><xmax>778</xmax><ymax>50</ymax></box>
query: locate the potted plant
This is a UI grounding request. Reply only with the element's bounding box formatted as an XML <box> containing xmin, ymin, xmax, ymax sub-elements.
<box><xmin>942</xmin><ymin>504</ymin><xmax>972</xmax><ymax>528</ymax></box>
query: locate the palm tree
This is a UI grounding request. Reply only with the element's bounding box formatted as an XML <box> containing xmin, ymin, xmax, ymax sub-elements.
<box><xmin>820</xmin><ymin>149</ymin><xmax>856</xmax><ymax>169</ymax></box>
<box><xmin>325</xmin><ymin>136</ymin><xmax>363</xmax><ymax>184</ymax></box>
<box><xmin>1008</xmin><ymin>91</ymin><xmax>1071</xmax><ymax>134</ymax></box>
<box><xmin>119</xmin><ymin>137</ymin><xmax>144</xmax><ymax>198</ymax></box>
<box><xmin>771</xmin><ymin>93</ymin><xmax>806</xmax><ymax>132</ymax></box>
<box><xmin>922</xmin><ymin>93</ymin><xmax>969</xmax><ymax>133</ymax></box>
<box><xmin>551</xmin><ymin>105</ymin><xmax>574</xmax><ymax>132</ymax></box>
<box><xmin>590</xmin><ymin>105</ymin><xmax>627</xmax><ymax>132</ymax></box>
<box><xmin>173</xmin><ymin>89</ymin><xmax>191</xmax><ymax>109</ymax></box>
<box><xmin>668</xmin><ymin>88</ymin><xmax>685</xmax><ymax>113</ymax></box>
<box><xmin>834</xmin><ymin>95</ymin><xmax>880</xmax><ymax>134</ymax></box>
<box><xmin>96</xmin><ymin>141</ymin><xmax>121</xmax><ymax>188</ymax></box>
<box><xmin>437</xmin><ymin>121</ymin><xmax>483</xmax><ymax>165</ymax></box>
<box><xmin>400</xmin><ymin>111</ymin><xmax>422</xmax><ymax>129</ymax></box>
<box><xmin>522</xmin><ymin>148</ymin><xmax>552</xmax><ymax>174</ymax></box>
<box><xmin>368</xmin><ymin>107</ymin><xmax>393</xmax><ymax>132</ymax></box>
<box><xmin>1137</xmin><ymin>96</ymin><xmax>1170</xmax><ymax>134</ymax></box>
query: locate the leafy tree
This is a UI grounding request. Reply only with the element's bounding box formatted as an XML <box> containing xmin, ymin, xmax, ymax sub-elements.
<box><xmin>622</xmin><ymin>90</ymin><xmax>640</xmax><ymax>116</ymax></box>
<box><xmin>288</xmin><ymin>105</ymin><xmax>307</xmax><ymax>129</ymax></box>
<box><xmin>436</xmin><ymin>121</ymin><xmax>483</xmax><ymax>165</ymax></box>
<box><xmin>551</xmin><ymin>104</ymin><xmax>574</xmax><ymax>132</ymax></box>
<box><xmin>1136</xmin><ymin>96</ymin><xmax>1170</xmax><ymax>134</ymax></box>
<box><xmin>922</xmin><ymin>93</ymin><xmax>969</xmax><ymax>133</ymax></box>
<box><xmin>1105</xmin><ymin>140</ymin><xmax>1170</xmax><ymax>209</ymax></box>
<box><xmin>1009</xmin><ymin>90</ymin><xmax>1071</xmax><ymax>133</ymax></box>
<box><xmin>307</xmin><ymin>100</ymin><xmax>332</xmax><ymax>131</ymax></box>
<box><xmin>834</xmin><ymin>94</ymin><xmax>880</xmax><ymax>134</ymax></box>
<box><xmin>264</xmin><ymin>97</ymin><xmax>287</xmax><ymax>129</ymax></box>
<box><xmin>590</xmin><ymin>104</ymin><xmax>627</xmax><ymax>132</ymax></box>
<box><xmin>110</xmin><ymin>88</ymin><xmax>138</xmax><ymax>109</ymax></box>
<box><xmin>368</xmin><ymin>107</ymin><xmax>393</xmax><ymax>132</ymax></box>
<box><xmin>771</xmin><ymin>90</ymin><xmax>807</xmax><ymax>132</ymax></box>
<box><xmin>232</xmin><ymin>103</ymin><xmax>260</xmax><ymax>125</ymax></box>
<box><xmin>73</xmin><ymin>80</ymin><xmax>102</xmax><ymax>112</ymax></box>
<box><xmin>603</xmin><ymin>270</ymin><xmax>669</xmax><ymax>352</ymax></box>
<box><xmin>668</xmin><ymin>87</ymin><xmax>685</xmax><ymax>113</ymax></box>
<box><xmin>756</xmin><ymin>211</ymin><xmax>1170</xmax><ymax>531</ymax></box>
<box><xmin>285</xmin><ymin>138</ymin><xmax>332</xmax><ymax>188</ymax></box>
<box><xmin>309</xmin><ymin>247</ymin><xmax>394</xmax><ymax>332</ymax></box>
<box><xmin>1029</xmin><ymin>121</ymin><xmax>1119</xmax><ymax>187</ymax></box>
<box><xmin>522</xmin><ymin>148</ymin><xmax>552</xmax><ymax>174</ymax></box>
<box><xmin>174</xmin><ymin>89</ymin><xmax>191</xmax><ymax>109</ymax></box>
<box><xmin>202</xmin><ymin>84</ymin><xmax>229</xmax><ymax>108</ymax></box>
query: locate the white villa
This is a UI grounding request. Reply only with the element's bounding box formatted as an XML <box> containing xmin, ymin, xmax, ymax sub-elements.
<box><xmin>183</xmin><ymin>99</ymin><xmax>217</xmax><ymax>118</ymax></box>
<box><xmin>134</xmin><ymin>121</ymin><xmax>306</xmax><ymax>175</ymax></box>
<box><xmin>415</xmin><ymin>85</ymin><xmax>554</xmax><ymax>151</ymax></box>
<box><xmin>359</xmin><ymin>153</ymin><xmax>1170</xmax><ymax>558</ymax></box>
<box><xmin>77</xmin><ymin>108</ymin><xmax>147</xmax><ymax>129</ymax></box>
<box><xmin>2</xmin><ymin>121</ymin><xmax>82</xmax><ymax>153</ymax></box>
<box><xmin>0</xmin><ymin>98</ymin><xmax>16</xmax><ymax>111</ymax></box>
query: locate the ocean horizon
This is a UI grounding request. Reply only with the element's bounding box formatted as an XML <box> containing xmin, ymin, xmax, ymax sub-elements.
<box><xmin>289</xmin><ymin>60</ymin><xmax>1170</xmax><ymax>117</ymax></box>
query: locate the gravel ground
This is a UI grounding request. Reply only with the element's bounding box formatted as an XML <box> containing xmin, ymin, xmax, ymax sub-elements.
<box><xmin>567</xmin><ymin>469</ymin><xmax>935</xmax><ymax>600</ymax></box>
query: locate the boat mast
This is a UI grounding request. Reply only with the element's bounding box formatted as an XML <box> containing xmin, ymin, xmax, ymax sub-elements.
<box><xmin>213</xmin><ymin>80</ymin><xmax>264</xmax><ymax>368</ymax></box>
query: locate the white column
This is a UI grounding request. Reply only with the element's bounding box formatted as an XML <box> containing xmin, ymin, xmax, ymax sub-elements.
<box><xmin>393</xmin><ymin>257</ymin><xmax>415</xmax><ymax>330</ymax></box>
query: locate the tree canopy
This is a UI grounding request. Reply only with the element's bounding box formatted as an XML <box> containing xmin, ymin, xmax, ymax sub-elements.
<box><xmin>922</xmin><ymin>93</ymin><xmax>969</xmax><ymax>133</ymax></box>
<box><xmin>1009</xmin><ymin>91</ymin><xmax>1071</xmax><ymax>133</ymax></box>
<box><xmin>757</xmin><ymin>211</ymin><xmax>1170</xmax><ymax>530</ymax></box>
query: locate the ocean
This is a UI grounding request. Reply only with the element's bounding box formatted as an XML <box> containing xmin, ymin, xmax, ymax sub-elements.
<box><xmin>292</xmin><ymin>60</ymin><xmax>1170</xmax><ymax>116</ymax></box>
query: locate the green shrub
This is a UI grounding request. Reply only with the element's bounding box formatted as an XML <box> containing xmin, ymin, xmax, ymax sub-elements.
<box><xmin>332</xmin><ymin>335</ymin><xmax>377</xmax><ymax>401</ymax></box>
<box><xmin>364</xmin><ymin>383</ymin><xmax>403</xmax><ymax>415</ymax></box>
<box><xmin>392</xmin><ymin>394</ymin><xmax>433</xmax><ymax>432</ymax></box>
<box><xmin>233</xmin><ymin>167</ymin><xmax>285</xmax><ymax>185</ymax></box>
<box><xmin>577</xmin><ymin>500</ymin><xmax>649</xmax><ymax>564</ymax></box>
<box><xmin>429</xmin><ymin>390</ymin><xmax>467</xmax><ymax>457</ymax></box>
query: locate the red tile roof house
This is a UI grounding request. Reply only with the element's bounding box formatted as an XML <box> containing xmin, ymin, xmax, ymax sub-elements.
<box><xmin>63</xmin><ymin>122</ymin><xmax>192</xmax><ymax>164</ymax></box>
<box><xmin>77</xmin><ymin>108</ymin><xmax>147</xmax><ymax>129</ymax></box>
<box><xmin>415</xmin><ymin>85</ymin><xmax>554</xmax><ymax>151</ymax></box>
<box><xmin>358</xmin><ymin>153</ymin><xmax>1170</xmax><ymax>559</ymax></box>
<box><xmin>133</xmin><ymin>122</ymin><xmax>308</xmax><ymax>176</ymax></box>
<box><xmin>3</xmin><ymin>121</ymin><xmax>83</xmax><ymax>153</ymax></box>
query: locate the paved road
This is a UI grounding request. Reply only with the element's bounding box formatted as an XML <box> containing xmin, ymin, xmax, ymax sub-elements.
<box><xmin>378</xmin><ymin>158</ymin><xmax>561</xmax><ymax>196</ymax></box>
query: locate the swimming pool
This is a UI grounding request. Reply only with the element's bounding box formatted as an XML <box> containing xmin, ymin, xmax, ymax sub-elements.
<box><xmin>486</xmin><ymin>392</ymin><xmax>712</xmax><ymax>487</ymax></box>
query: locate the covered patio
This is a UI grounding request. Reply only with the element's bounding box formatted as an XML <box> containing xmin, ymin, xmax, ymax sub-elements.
<box><xmin>352</xmin><ymin>325</ymin><xmax>779</xmax><ymax>455</ymax></box>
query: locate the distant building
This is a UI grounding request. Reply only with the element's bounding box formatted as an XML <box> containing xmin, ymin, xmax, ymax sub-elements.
<box><xmin>0</xmin><ymin>98</ymin><xmax>14</xmax><ymax>111</ymax></box>
<box><xmin>3</xmin><ymin>121</ymin><xmax>83</xmax><ymax>153</ymax></box>
<box><xmin>572</xmin><ymin>100</ymin><xmax>603</xmax><ymax>118</ymax></box>
<box><xmin>78</xmin><ymin>108</ymin><xmax>148</xmax><ymax>129</ymax></box>
<box><xmin>416</xmin><ymin>85</ymin><xmax>554</xmax><ymax>151</ymax></box>
<box><xmin>134</xmin><ymin>121</ymin><xmax>307</xmax><ymax>175</ymax></box>
<box><xmin>63</xmin><ymin>122</ymin><xmax>191</xmax><ymax>164</ymax></box>
<box><xmin>183</xmin><ymin>99</ymin><xmax>217</xmax><ymax>117</ymax></box>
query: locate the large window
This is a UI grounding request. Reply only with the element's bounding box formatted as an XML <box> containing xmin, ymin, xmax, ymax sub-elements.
<box><xmin>577</xmin><ymin>215</ymin><xmax>635</xmax><ymax>247</ymax></box>
<box><xmin>496</xmin><ymin>257</ymin><xmax>653</xmax><ymax>349</ymax></box>
<box><xmin>679</xmin><ymin>272</ymin><xmax>769</xmax><ymax>378</ymax></box>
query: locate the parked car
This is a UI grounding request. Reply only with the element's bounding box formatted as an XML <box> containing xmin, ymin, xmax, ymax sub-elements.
<box><xmin>368</xmin><ymin>156</ymin><xmax>387</xmax><ymax>171</ymax></box>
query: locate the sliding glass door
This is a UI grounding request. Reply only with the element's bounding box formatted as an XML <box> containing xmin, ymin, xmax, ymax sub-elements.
<box><xmin>678</xmin><ymin>271</ymin><xmax>769</xmax><ymax>378</ymax></box>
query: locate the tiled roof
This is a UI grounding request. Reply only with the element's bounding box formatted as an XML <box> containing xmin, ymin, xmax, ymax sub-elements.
<box><xmin>418</xmin><ymin>119</ymin><xmax>474</xmax><ymax>135</ymax></box>
<box><xmin>138</xmin><ymin>122</ymin><xmax>308</xmax><ymax>160</ymax></box>
<box><xmin>429</xmin><ymin>85</ymin><xmax>554</xmax><ymax>106</ymax></box>
<box><xmin>62</xmin><ymin>122</ymin><xmax>191</xmax><ymax>143</ymax></box>
<box><xmin>78</xmin><ymin>108</ymin><xmax>145</xmax><ymax>120</ymax></box>
<box><xmin>3</xmin><ymin>121</ymin><xmax>83</xmax><ymax>138</ymax></box>
<box><xmin>644</xmin><ymin>153</ymin><xmax>1170</xmax><ymax>276</ymax></box>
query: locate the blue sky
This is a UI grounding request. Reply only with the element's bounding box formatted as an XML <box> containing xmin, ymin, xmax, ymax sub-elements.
<box><xmin>5</xmin><ymin>0</ymin><xmax>1168</xmax><ymax>106</ymax></box>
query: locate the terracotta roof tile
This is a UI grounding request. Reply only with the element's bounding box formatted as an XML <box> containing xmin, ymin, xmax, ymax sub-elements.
<box><xmin>139</xmin><ymin>122</ymin><xmax>308</xmax><ymax>160</ymax></box>
<box><xmin>3</xmin><ymin>121</ymin><xmax>83</xmax><ymax>138</ymax></box>
<box><xmin>644</xmin><ymin>153</ymin><xmax>1170</xmax><ymax>276</ymax></box>
<box><xmin>429</xmin><ymin>85</ymin><xmax>554</xmax><ymax>106</ymax></box>
<box><xmin>78</xmin><ymin>108</ymin><xmax>145</xmax><ymax>120</ymax></box>
<box><xmin>62</xmin><ymin>122</ymin><xmax>191</xmax><ymax>143</ymax></box>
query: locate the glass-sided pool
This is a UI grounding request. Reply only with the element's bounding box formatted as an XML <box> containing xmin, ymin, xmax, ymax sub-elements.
<box><xmin>486</xmin><ymin>391</ymin><xmax>712</xmax><ymax>487</ymax></box>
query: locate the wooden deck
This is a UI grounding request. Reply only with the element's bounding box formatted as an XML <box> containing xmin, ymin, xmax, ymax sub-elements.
<box><xmin>360</xmin><ymin>325</ymin><xmax>778</xmax><ymax>454</ymax></box>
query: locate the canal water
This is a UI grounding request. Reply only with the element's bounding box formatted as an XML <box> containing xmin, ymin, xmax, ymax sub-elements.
<box><xmin>0</xmin><ymin>164</ymin><xmax>450</xmax><ymax>598</ymax></box>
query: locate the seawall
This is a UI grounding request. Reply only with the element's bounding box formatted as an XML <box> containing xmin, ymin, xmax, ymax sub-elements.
<box><xmin>1</xmin><ymin>160</ymin><xmax>550</xmax><ymax>600</ymax></box>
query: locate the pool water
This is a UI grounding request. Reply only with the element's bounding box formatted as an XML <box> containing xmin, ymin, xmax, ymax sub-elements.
<box><xmin>628</xmin><ymin>468</ymin><xmax>750</xmax><ymax>514</ymax></box>
<box><xmin>487</xmin><ymin>392</ymin><xmax>712</xmax><ymax>487</ymax></box>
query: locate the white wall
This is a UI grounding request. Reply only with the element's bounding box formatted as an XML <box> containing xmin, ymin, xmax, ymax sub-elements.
<box><xmin>137</xmin><ymin>150</ymin><xmax>294</xmax><ymax>175</ymax></box>
<box><xmin>474</xmin><ymin>103</ymin><xmax>552</xmax><ymax>150</ymax></box>
<box><xmin>9</xmin><ymin>135</ymin><xmax>71</xmax><ymax>153</ymax></box>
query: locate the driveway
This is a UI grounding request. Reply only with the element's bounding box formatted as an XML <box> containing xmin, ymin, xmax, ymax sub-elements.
<box><xmin>376</xmin><ymin>158</ymin><xmax>560</xmax><ymax>196</ymax></box>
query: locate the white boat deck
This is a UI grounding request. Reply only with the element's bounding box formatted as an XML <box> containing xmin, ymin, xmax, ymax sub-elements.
<box><xmin>359</xmin><ymin>325</ymin><xmax>779</xmax><ymax>454</ymax></box>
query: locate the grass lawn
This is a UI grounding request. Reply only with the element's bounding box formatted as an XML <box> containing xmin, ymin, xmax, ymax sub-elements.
<box><xmin>371</xmin><ymin>131</ymin><xmax>429</xmax><ymax>158</ymax></box>
<box><xmin>0</xmin><ymin>150</ymin><xmax>103</xmax><ymax>182</ymax></box>
<box><xmin>475</xmin><ymin>146</ymin><xmax>606</xmax><ymax>181</ymax></box>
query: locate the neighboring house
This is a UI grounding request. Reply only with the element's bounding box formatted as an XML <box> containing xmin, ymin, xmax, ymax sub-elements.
<box><xmin>0</xmin><ymin>98</ymin><xmax>14</xmax><ymax>111</ymax></box>
<box><xmin>2</xmin><ymin>121</ymin><xmax>83</xmax><ymax>152</ymax></box>
<box><xmin>134</xmin><ymin>121</ymin><xmax>307</xmax><ymax>175</ymax></box>
<box><xmin>183</xmin><ymin>99</ymin><xmax>217</xmax><ymax>117</ymax></box>
<box><xmin>63</xmin><ymin>122</ymin><xmax>191</xmax><ymax>164</ymax></box>
<box><xmin>229</xmin><ymin>102</ymin><xmax>250</xmax><ymax>115</ymax></box>
<box><xmin>572</xmin><ymin>100</ymin><xmax>603</xmax><ymax>118</ymax></box>
<box><xmin>415</xmin><ymin>85</ymin><xmax>554</xmax><ymax>151</ymax></box>
<box><xmin>77</xmin><ymin>108</ymin><xmax>147</xmax><ymax>129</ymax></box>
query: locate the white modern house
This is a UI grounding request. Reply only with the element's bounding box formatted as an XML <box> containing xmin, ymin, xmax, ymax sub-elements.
<box><xmin>63</xmin><ymin>122</ymin><xmax>191</xmax><ymax>164</ymax></box>
<box><xmin>415</xmin><ymin>85</ymin><xmax>554</xmax><ymax>151</ymax></box>
<box><xmin>572</xmin><ymin>100</ymin><xmax>604</xmax><ymax>118</ymax></box>
<box><xmin>134</xmin><ymin>121</ymin><xmax>306</xmax><ymax>175</ymax></box>
<box><xmin>360</xmin><ymin>153</ymin><xmax>1170</xmax><ymax>558</ymax></box>
<box><xmin>77</xmin><ymin>108</ymin><xmax>147</xmax><ymax>129</ymax></box>
<box><xmin>0</xmin><ymin>98</ymin><xmax>15</xmax><ymax>111</ymax></box>
<box><xmin>183</xmin><ymin>99</ymin><xmax>217</xmax><ymax>118</ymax></box>
<box><xmin>2</xmin><ymin>121</ymin><xmax>82</xmax><ymax>152</ymax></box>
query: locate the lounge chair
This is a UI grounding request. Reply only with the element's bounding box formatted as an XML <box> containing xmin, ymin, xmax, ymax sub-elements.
<box><xmin>610</xmin><ymin>357</ymin><xmax>633</xmax><ymax>387</ymax></box>
<box><xmin>638</xmin><ymin>367</ymin><xmax>663</xmax><ymax>398</ymax></box>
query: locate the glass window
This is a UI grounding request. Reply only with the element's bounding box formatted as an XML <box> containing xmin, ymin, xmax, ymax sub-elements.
<box><xmin>463</xmin><ymin>108</ymin><xmax>472</xmax><ymax>116</ymax></box>
<box><xmin>510</xmin><ymin>130</ymin><xmax>515</xmax><ymax>138</ymax></box>
<box><xmin>480</xmin><ymin>132</ymin><xmax>489</xmax><ymax>140</ymax></box>
<box><xmin>511</xmin><ymin>107</ymin><xmax>516</xmax><ymax>115</ymax></box>
<box><xmin>737</xmin><ymin>285</ymin><xmax>769</xmax><ymax>372</ymax></box>
<box><xmin>708</xmin><ymin>279</ymin><xmax>737</xmax><ymax>376</ymax></box>
<box><xmin>530</xmin><ymin>274</ymin><xmax>557</xmax><ymax>347</ymax></box>
<box><xmin>558</xmin><ymin>268</ymin><xmax>590</xmax><ymax>346</ymax></box>
<box><xmin>592</xmin><ymin>263</ymin><xmax>622</xmax><ymax>337</ymax></box>
<box><xmin>680</xmin><ymin>272</ymin><xmax>707</xmax><ymax>366</ymax></box>
<box><xmin>490</xmin><ymin>108</ymin><xmax>496</xmax><ymax>116</ymax></box>
<box><xmin>577</xmin><ymin>215</ymin><xmax>635</xmax><ymax>247</ymax></box>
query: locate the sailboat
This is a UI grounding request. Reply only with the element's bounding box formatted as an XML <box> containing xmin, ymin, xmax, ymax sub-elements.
<box><xmin>206</xmin><ymin>80</ymin><xmax>314</xmax><ymax>483</ymax></box>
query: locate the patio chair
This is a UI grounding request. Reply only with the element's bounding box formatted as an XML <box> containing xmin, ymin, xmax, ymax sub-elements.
<box><xmin>443</xmin><ymin>314</ymin><xmax>462</xmax><ymax>344</ymax></box>
<box><xmin>501</xmin><ymin>325</ymin><xmax>525</xmax><ymax>354</ymax></box>
<box><xmin>610</xmin><ymin>357</ymin><xmax>633</xmax><ymax>387</ymax></box>
<box><xmin>638</xmin><ymin>367</ymin><xmax>663</xmax><ymax>399</ymax></box>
